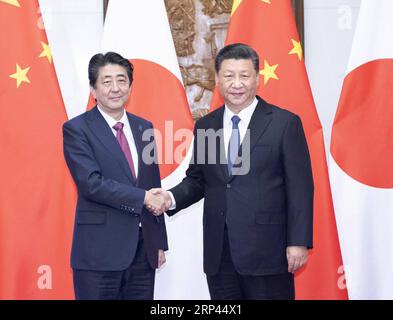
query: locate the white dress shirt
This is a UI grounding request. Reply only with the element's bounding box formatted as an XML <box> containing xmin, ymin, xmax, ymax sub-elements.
<box><xmin>223</xmin><ymin>97</ymin><xmax>258</xmax><ymax>157</ymax></box>
<box><xmin>97</xmin><ymin>106</ymin><xmax>139</xmax><ymax>178</ymax></box>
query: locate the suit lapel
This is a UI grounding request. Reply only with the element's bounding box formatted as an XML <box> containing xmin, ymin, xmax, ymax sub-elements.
<box><xmin>246</xmin><ymin>98</ymin><xmax>273</xmax><ymax>155</ymax></box>
<box><xmin>210</xmin><ymin>107</ymin><xmax>230</xmax><ymax>181</ymax></box>
<box><xmin>228</xmin><ymin>97</ymin><xmax>273</xmax><ymax>182</ymax></box>
<box><xmin>86</xmin><ymin>107</ymin><xmax>135</xmax><ymax>184</ymax></box>
<box><xmin>127</xmin><ymin>113</ymin><xmax>144</xmax><ymax>186</ymax></box>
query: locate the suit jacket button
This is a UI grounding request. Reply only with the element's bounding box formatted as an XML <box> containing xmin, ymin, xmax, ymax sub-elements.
<box><xmin>226</xmin><ymin>184</ymin><xmax>231</xmax><ymax>189</ymax></box>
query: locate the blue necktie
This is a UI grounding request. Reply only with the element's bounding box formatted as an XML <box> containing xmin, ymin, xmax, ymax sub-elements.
<box><xmin>227</xmin><ymin>115</ymin><xmax>241</xmax><ymax>175</ymax></box>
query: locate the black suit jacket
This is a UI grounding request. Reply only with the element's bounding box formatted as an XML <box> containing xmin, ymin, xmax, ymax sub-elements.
<box><xmin>63</xmin><ymin>106</ymin><xmax>168</xmax><ymax>271</ymax></box>
<box><xmin>169</xmin><ymin>96</ymin><xmax>313</xmax><ymax>276</ymax></box>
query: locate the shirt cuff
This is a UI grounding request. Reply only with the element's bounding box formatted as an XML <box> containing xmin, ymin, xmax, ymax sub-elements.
<box><xmin>167</xmin><ymin>191</ymin><xmax>176</xmax><ymax>210</ymax></box>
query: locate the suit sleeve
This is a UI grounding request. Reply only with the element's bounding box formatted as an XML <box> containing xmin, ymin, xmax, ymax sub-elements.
<box><xmin>149</xmin><ymin>123</ymin><xmax>168</xmax><ymax>241</ymax></box>
<box><xmin>282</xmin><ymin>115</ymin><xmax>314</xmax><ymax>248</ymax></box>
<box><xmin>63</xmin><ymin>121</ymin><xmax>145</xmax><ymax>214</ymax></box>
<box><xmin>167</xmin><ymin>121</ymin><xmax>205</xmax><ymax>215</ymax></box>
<box><xmin>143</xmin><ymin>122</ymin><xmax>168</xmax><ymax>251</ymax></box>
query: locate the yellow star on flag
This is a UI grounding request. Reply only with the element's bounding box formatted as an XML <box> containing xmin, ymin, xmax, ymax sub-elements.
<box><xmin>39</xmin><ymin>41</ymin><xmax>53</xmax><ymax>64</ymax></box>
<box><xmin>232</xmin><ymin>0</ymin><xmax>271</xmax><ymax>16</ymax></box>
<box><xmin>0</xmin><ymin>0</ymin><xmax>20</xmax><ymax>7</ymax></box>
<box><xmin>259</xmin><ymin>60</ymin><xmax>279</xmax><ymax>85</ymax></box>
<box><xmin>9</xmin><ymin>64</ymin><xmax>31</xmax><ymax>88</ymax></box>
<box><xmin>231</xmin><ymin>0</ymin><xmax>242</xmax><ymax>16</ymax></box>
<box><xmin>289</xmin><ymin>39</ymin><xmax>303</xmax><ymax>61</ymax></box>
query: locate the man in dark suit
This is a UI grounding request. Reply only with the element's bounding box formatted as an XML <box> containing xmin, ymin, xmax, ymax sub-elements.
<box><xmin>150</xmin><ymin>43</ymin><xmax>314</xmax><ymax>299</ymax></box>
<box><xmin>63</xmin><ymin>52</ymin><xmax>168</xmax><ymax>300</ymax></box>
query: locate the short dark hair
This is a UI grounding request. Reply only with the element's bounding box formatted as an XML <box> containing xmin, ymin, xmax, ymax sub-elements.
<box><xmin>214</xmin><ymin>43</ymin><xmax>259</xmax><ymax>74</ymax></box>
<box><xmin>88</xmin><ymin>52</ymin><xmax>133</xmax><ymax>88</ymax></box>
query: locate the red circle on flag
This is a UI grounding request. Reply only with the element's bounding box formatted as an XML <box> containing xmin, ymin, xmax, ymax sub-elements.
<box><xmin>331</xmin><ymin>59</ymin><xmax>393</xmax><ymax>188</ymax></box>
<box><xmin>126</xmin><ymin>59</ymin><xmax>193</xmax><ymax>179</ymax></box>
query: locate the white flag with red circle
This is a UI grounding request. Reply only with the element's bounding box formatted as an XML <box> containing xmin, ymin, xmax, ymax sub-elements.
<box><xmin>330</xmin><ymin>0</ymin><xmax>393</xmax><ymax>299</ymax></box>
<box><xmin>101</xmin><ymin>1</ymin><xmax>209</xmax><ymax>299</ymax></box>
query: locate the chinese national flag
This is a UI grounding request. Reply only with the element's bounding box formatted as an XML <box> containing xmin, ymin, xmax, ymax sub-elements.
<box><xmin>212</xmin><ymin>0</ymin><xmax>347</xmax><ymax>299</ymax></box>
<box><xmin>0</xmin><ymin>0</ymin><xmax>75</xmax><ymax>298</ymax></box>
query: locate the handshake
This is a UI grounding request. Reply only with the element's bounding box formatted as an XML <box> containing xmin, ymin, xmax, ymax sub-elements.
<box><xmin>144</xmin><ymin>188</ymin><xmax>172</xmax><ymax>216</ymax></box>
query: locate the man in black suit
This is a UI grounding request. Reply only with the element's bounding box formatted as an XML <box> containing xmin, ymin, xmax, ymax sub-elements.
<box><xmin>63</xmin><ymin>52</ymin><xmax>168</xmax><ymax>300</ymax></box>
<box><xmin>150</xmin><ymin>43</ymin><xmax>314</xmax><ymax>299</ymax></box>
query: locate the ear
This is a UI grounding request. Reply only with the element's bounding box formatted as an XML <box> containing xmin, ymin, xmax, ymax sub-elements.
<box><xmin>90</xmin><ymin>86</ymin><xmax>96</xmax><ymax>99</ymax></box>
<box><xmin>255</xmin><ymin>71</ymin><xmax>260</xmax><ymax>86</ymax></box>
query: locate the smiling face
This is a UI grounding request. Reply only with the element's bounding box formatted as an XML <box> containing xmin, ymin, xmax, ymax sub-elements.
<box><xmin>215</xmin><ymin>58</ymin><xmax>259</xmax><ymax>113</ymax></box>
<box><xmin>90</xmin><ymin>63</ymin><xmax>131</xmax><ymax>119</ymax></box>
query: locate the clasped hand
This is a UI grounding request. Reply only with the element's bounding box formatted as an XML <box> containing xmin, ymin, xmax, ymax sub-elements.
<box><xmin>144</xmin><ymin>188</ymin><xmax>172</xmax><ymax>216</ymax></box>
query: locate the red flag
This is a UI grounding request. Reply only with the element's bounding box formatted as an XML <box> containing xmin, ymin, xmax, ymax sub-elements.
<box><xmin>0</xmin><ymin>0</ymin><xmax>75</xmax><ymax>299</ymax></box>
<box><xmin>212</xmin><ymin>0</ymin><xmax>347</xmax><ymax>299</ymax></box>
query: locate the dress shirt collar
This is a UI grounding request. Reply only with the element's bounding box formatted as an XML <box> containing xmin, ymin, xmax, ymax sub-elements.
<box><xmin>223</xmin><ymin>97</ymin><xmax>258</xmax><ymax>127</ymax></box>
<box><xmin>97</xmin><ymin>105</ymin><xmax>128</xmax><ymax>130</ymax></box>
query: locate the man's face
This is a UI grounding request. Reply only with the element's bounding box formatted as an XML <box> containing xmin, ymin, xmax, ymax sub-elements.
<box><xmin>90</xmin><ymin>63</ymin><xmax>131</xmax><ymax>115</ymax></box>
<box><xmin>215</xmin><ymin>58</ymin><xmax>259</xmax><ymax>111</ymax></box>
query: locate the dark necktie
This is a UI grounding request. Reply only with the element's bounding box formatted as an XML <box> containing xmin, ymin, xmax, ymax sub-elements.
<box><xmin>113</xmin><ymin>121</ymin><xmax>136</xmax><ymax>179</ymax></box>
<box><xmin>227</xmin><ymin>115</ymin><xmax>241</xmax><ymax>175</ymax></box>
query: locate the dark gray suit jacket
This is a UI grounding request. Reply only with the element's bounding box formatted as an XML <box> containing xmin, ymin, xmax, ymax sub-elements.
<box><xmin>63</xmin><ymin>106</ymin><xmax>167</xmax><ymax>271</ymax></box>
<box><xmin>169</xmin><ymin>96</ymin><xmax>313</xmax><ymax>276</ymax></box>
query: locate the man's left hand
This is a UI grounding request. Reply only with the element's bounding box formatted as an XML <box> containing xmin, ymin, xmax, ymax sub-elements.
<box><xmin>286</xmin><ymin>246</ymin><xmax>308</xmax><ymax>273</ymax></box>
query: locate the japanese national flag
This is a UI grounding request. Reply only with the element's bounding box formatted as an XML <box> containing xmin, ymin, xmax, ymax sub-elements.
<box><xmin>330</xmin><ymin>0</ymin><xmax>393</xmax><ymax>299</ymax></box>
<box><xmin>101</xmin><ymin>1</ymin><xmax>209</xmax><ymax>299</ymax></box>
